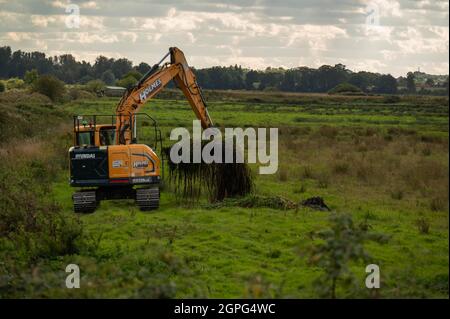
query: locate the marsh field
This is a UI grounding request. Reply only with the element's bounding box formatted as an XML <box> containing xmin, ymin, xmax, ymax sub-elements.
<box><xmin>0</xmin><ymin>89</ymin><xmax>448</xmax><ymax>298</ymax></box>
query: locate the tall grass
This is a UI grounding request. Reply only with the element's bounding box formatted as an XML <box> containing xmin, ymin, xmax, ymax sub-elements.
<box><xmin>278</xmin><ymin>125</ymin><xmax>449</xmax><ymax>211</ymax></box>
<box><xmin>0</xmin><ymin>94</ymin><xmax>83</xmax><ymax>297</ymax></box>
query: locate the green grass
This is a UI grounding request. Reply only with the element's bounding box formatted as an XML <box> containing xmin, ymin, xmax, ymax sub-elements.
<box><xmin>1</xmin><ymin>91</ymin><xmax>448</xmax><ymax>298</ymax></box>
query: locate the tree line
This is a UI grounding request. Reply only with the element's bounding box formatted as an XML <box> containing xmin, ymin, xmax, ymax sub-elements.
<box><xmin>0</xmin><ymin>46</ymin><xmax>448</xmax><ymax>95</ymax></box>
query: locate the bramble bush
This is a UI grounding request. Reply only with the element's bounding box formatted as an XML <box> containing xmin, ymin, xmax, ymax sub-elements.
<box><xmin>307</xmin><ymin>213</ymin><xmax>389</xmax><ymax>298</ymax></box>
<box><xmin>33</xmin><ymin>75</ymin><xmax>65</xmax><ymax>102</ymax></box>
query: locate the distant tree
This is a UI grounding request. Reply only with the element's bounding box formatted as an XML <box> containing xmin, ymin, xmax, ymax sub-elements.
<box><xmin>279</xmin><ymin>68</ymin><xmax>297</xmax><ymax>91</ymax></box>
<box><xmin>124</xmin><ymin>70</ymin><xmax>143</xmax><ymax>82</ymax></box>
<box><xmin>0</xmin><ymin>46</ymin><xmax>12</xmax><ymax>78</ymax></box>
<box><xmin>314</xmin><ymin>64</ymin><xmax>349</xmax><ymax>92</ymax></box>
<box><xmin>375</xmin><ymin>74</ymin><xmax>398</xmax><ymax>94</ymax></box>
<box><xmin>406</xmin><ymin>72</ymin><xmax>416</xmax><ymax>93</ymax></box>
<box><xmin>259</xmin><ymin>71</ymin><xmax>283</xmax><ymax>91</ymax></box>
<box><xmin>111</xmin><ymin>58</ymin><xmax>133</xmax><ymax>79</ymax></box>
<box><xmin>116</xmin><ymin>75</ymin><xmax>137</xmax><ymax>89</ymax></box>
<box><xmin>425</xmin><ymin>78</ymin><xmax>434</xmax><ymax>87</ymax></box>
<box><xmin>24</xmin><ymin>69</ymin><xmax>38</xmax><ymax>85</ymax></box>
<box><xmin>33</xmin><ymin>75</ymin><xmax>65</xmax><ymax>101</ymax></box>
<box><xmin>348</xmin><ymin>73</ymin><xmax>369</xmax><ymax>91</ymax></box>
<box><xmin>100</xmin><ymin>70</ymin><xmax>116</xmax><ymax>85</ymax></box>
<box><xmin>135</xmin><ymin>62</ymin><xmax>151</xmax><ymax>75</ymax></box>
<box><xmin>79</xmin><ymin>75</ymin><xmax>94</xmax><ymax>84</ymax></box>
<box><xmin>2</xmin><ymin>46</ymin><xmax>447</xmax><ymax>96</ymax></box>
<box><xmin>444</xmin><ymin>77</ymin><xmax>449</xmax><ymax>96</ymax></box>
<box><xmin>244</xmin><ymin>70</ymin><xmax>259</xmax><ymax>90</ymax></box>
<box><xmin>93</xmin><ymin>56</ymin><xmax>114</xmax><ymax>79</ymax></box>
<box><xmin>194</xmin><ymin>68</ymin><xmax>212</xmax><ymax>89</ymax></box>
<box><xmin>0</xmin><ymin>81</ymin><xmax>5</xmax><ymax>92</ymax></box>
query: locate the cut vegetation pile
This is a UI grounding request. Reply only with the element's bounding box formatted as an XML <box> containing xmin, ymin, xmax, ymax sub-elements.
<box><xmin>164</xmin><ymin>142</ymin><xmax>253</xmax><ymax>202</ymax></box>
<box><xmin>205</xmin><ymin>194</ymin><xmax>297</xmax><ymax>210</ymax></box>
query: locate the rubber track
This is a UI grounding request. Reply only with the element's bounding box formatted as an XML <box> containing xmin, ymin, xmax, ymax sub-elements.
<box><xmin>135</xmin><ymin>187</ymin><xmax>160</xmax><ymax>211</ymax></box>
<box><xmin>73</xmin><ymin>190</ymin><xmax>97</xmax><ymax>213</ymax></box>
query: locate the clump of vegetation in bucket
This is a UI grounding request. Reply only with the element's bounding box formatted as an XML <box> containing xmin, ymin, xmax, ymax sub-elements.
<box><xmin>164</xmin><ymin>140</ymin><xmax>253</xmax><ymax>202</ymax></box>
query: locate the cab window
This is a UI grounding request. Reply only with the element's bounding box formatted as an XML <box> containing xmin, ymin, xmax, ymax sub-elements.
<box><xmin>99</xmin><ymin>128</ymin><xmax>116</xmax><ymax>146</ymax></box>
<box><xmin>77</xmin><ymin>131</ymin><xmax>94</xmax><ymax>146</ymax></box>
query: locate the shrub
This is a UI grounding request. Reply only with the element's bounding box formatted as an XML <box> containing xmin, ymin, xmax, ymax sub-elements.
<box><xmin>33</xmin><ymin>75</ymin><xmax>65</xmax><ymax>101</ymax></box>
<box><xmin>116</xmin><ymin>75</ymin><xmax>137</xmax><ymax>89</ymax></box>
<box><xmin>6</xmin><ymin>77</ymin><xmax>25</xmax><ymax>90</ymax></box>
<box><xmin>328</xmin><ymin>83</ymin><xmax>363</xmax><ymax>95</ymax></box>
<box><xmin>85</xmin><ymin>79</ymin><xmax>106</xmax><ymax>93</ymax></box>
<box><xmin>24</xmin><ymin>69</ymin><xmax>38</xmax><ymax>85</ymax></box>
<box><xmin>124</xmin><ymin>70</ymin><xmax>143</xmax><ymax>81</ymax></box>
<box><xmin>0</xmin><ymin>159</ymin><xmax>82</xmax><ymax>261</ymax></box>
<box><xmin>307</xmin><ymin>213</ymin><xmax>389</xmax><ymax>298</ymax></box>
<box><xmin>68</xmin><ymin>88</ymin><xmax>96</xmax><ymax>100</ymax></box>
<box><xmin>0</xmin><ymin>81</ymin><xmax>5</xmax><ymax>92</ymax></box>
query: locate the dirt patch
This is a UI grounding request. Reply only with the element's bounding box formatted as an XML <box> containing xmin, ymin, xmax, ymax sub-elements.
<box><xmin>300</xmin><ymin>196</ymin><xmax>331</xmax><ymax>211</ymax></box>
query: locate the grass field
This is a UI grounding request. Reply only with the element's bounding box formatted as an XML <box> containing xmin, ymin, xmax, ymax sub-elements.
<box><xmin>1</xmin><ymin>90</ymin><xmax>448</xmax><ymax>298</ymax></box>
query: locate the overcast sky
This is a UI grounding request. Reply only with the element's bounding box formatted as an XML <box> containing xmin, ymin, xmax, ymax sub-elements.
<box><xmin>0</xmin><ymin>0</ymin><xmax>448</xmax><ymax>76</ymax></box>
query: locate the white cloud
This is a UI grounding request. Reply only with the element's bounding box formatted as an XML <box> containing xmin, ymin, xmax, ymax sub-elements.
<box><xmin>120</xmin><ymin>31</ymin><xmax>138</xmax><ymax>43</ymax></box>
<box><xmin>286</xmin><ymin>25</ymin><xmax>348</xmax><ymax>49</ymax></box>
<box><xmin>186</xmin><ymin>32</ymin><xmax>196</xmax><ymax>44</ymax></box>
<box><xmin>31</xmin><ymin>15</ymin><xmax>58</xmax><ymax>27</ymax></box>
<box><xmin>80</xmin><ymin>1</ymin><xmax>99</xmax><ymax>9</ymax></box>
<box><xmin>0</xmin><ymin>0</ymin><xmax>447</xmax><ymax>76</ymax></box>
<box><xmin>62</xmin><ymin>32</ymin><xmax>118</xmax><ymax>44</ymax></box>
<box><xmin>7</xmin><ymin>32</ymin><xmax>32</xmax><ymax>42</ymax></box>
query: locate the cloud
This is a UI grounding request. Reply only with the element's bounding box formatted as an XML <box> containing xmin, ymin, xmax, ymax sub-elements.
<box><xmin>0</xmin><ymin>0</ymin><xmax>447</xmax><ymax>76</ymax></box>
<box><xmin>6</xmin><ymin>32</ymin><xmax>32</xmax><ymax>42</ymax></box>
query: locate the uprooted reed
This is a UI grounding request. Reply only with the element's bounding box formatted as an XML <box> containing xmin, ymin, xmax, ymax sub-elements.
<box><xmin>164</xmin><ymin>140</ymin><xmax>253</xmax><ymax>203</ymax></box>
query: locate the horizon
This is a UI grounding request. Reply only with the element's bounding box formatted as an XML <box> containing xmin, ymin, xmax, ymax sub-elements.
<box><xmin>2</xmin><ymin>44</ymin><xmax>449</xmax><ymax>79</ymax></box>
<box><xmin>0</xmin><ymin>0</ymin><xmax>448</xmax><ymax>78</ymax></box>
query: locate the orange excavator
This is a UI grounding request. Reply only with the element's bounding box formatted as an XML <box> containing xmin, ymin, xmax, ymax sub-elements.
<box><xmin>69</xmin><ymin>47</ymin><xmax>213</xmax><ymax>213</ymax></box>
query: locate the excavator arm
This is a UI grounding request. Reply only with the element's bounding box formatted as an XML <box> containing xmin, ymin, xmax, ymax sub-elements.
<box><xmin>115</xmin><ymin>47</ymin><xmax>213</xmax><ymax>144</ymax></box>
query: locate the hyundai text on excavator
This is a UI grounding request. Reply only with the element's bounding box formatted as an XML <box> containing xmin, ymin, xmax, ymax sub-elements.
<box><xmin>69</xmin><ymin>47</ymin><xmax>213</xmax><ymax>213</ymax></box>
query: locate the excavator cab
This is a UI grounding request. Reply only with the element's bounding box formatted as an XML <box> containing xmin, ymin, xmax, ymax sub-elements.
<box><xmin>73</xmin><ymin>116</ymin><xmax>117</xmax><ymax>147</ymax></box>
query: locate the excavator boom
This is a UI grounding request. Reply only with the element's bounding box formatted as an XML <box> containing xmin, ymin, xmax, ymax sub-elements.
<box><xmin>116</xmin><ymin>47</ymin><xmax>212</xmax><ymax>144</ymax></box>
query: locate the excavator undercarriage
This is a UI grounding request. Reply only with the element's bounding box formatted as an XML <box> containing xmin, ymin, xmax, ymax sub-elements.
<box><xmin>73</xmin><ymin>186</ymin><xmax>159</xmax><ymax>213</ymax></box>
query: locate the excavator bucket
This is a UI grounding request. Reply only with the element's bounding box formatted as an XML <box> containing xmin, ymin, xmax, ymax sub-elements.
<box><xmin>164</xmin><ymin>141</ymin><xmax>253</xmax><ymax>203</ymax></box>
